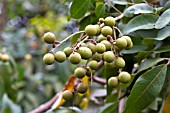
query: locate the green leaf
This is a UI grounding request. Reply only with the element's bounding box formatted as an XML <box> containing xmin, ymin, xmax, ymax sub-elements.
<box><xmin>155</xmin><ymin>8</ymin><xmax>170</xmax><ymax>29</ymax></box>
<box><xmin>163</xmin><ymin>1</ymin><xmax>170</xmax><ymax>11</ymax></box>
<box><xmin>154</xmin><ymin>46</ymin><xmax>170</xmax><ymax>53</ymax></box>
<box><xmin>95</xmin><ymin>4</ymin><xmax>106</xmax><ymax>18</ymax></box>
<box><xmin>123</xmin><ymin>64</ymin><xmax>167</xmax><ymax>113</ymax></box>
<box><xmin>121</xmin><ymin>45</ymin><xmax>148</xmax><ymax>54</ymax></box>
<box><xmin>97</xmin><ymin>102</ymin><xmax>118</xmax><ymax>113</ymax></box>
<box><xmin>124</xmin><ymin>3</ymin><xmax>154</xmax><ymax>17</ymax></box>
<box><xmin>122</xmin><ymin>14</ymin><xmax>158</xmax><ymax>34</ymax></box>
<box><xmin>70</xmin><ymin>0</ymin><xmax>90</xmax><ymax>19</ymax></box>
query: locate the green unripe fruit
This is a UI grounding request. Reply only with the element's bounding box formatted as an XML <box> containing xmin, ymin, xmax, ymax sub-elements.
<box><xmin>96</xmin><ymin>43</ymin><xmax>106</xmax><ymax>54</ymax></box>
<box><xmin>94</xmin><ymin>24</ymin><xmax>101</xmax><ymax>35</ymax></box>
<box><xmin>87</xmin><ymin>43</ymin><xmax>96</xmax><ymax>54</ymax></box>
<box><xmin>86</xmin><ymin>69</ymin><xmax>95</xmax><ymax>77</ymax></box>
<box><xmin>114</xmin><ymin>57</ymin><xmax>125</xmax><ymax>68</ymax></box>
<box><xmin>43</xmin><ymin>32</ymin><xmax>55</xmax><ymax>44</ymax></box>
<box><xmin>78</xmin><ymin>47</ymin><xmax>92</xmax><ymax>59</ymax></box>
<box><xmin>77</xmin><ymin>82</ymin><xmax>88</xmax><ymax>94</ymax></box>
<box><xmin>114</xmin><ymin>45</ymin><xmax>122</xmax><ymax>52</ymax></box>
<box><xmin>99</xmin><ymin>18</ymin><xmax>105</xmax><ymax>23</ymax></box>
<box><xmin>97</xmin><ymin>35</ymin><xmax>107</xmax><ymax>42</ymax></box>
<box><xmin>88</xmin><ymin>60</ymin><xmax>98</xmax><ymax>70</ymax></box>
<box><xmin>118</xmin><ymin>71</ymin><xmax>131</xmax><ymax>83</ymax></box>
<box><xmin>121</xmin><ymin>36</ymin><xmax>132</xmax><ymax>47</ymax></box>
<box><xmin>101</xmin><ymin>26</ymin><xmax>113</xmax><ymax>37</ymax></box>
<box><xmin>104</xmin><ymin>17</ymin><xmax>116</xmax><ymax>26</ymax></box>
<box><xmin>81</xmin><ymin>43</ymin><xmax>87</xmax><ymax>47</ymax></box>
<box><xmin>108</xmin><ymin>77</ymin><xmax>118</xmax><ymax>88</ymax></box>
<box><xmin>43</xmin><ymin>53</ymin><xmax>55</xmax><ymax>65</ymax></box>
<box><xmin>55</xmin><ymin>51</ymin><xmax>66</xmax><ymax>63</ymax></box>
<box><xmin>74</xmin><ymin>67</ymin><xmax>87</xmax><ymax>78</ymax></box>
<box><xmin>1</xmin><ymin>54</ymin><xmax>10</xmax><ymax>62</ymax></box>
<box><xmin>101</xmin><ymin>40</ymin><xmax>112</xmax><ymax>51</ymax></box>
<box><xmin>92</xmin><ymin>53</ymin><xmax>102</xmax><ymax>62</ymax></box>
<box><xmin>103</xmin><ymin>51</ymin><xmax>115</xmax><ymax>63</ymax></box>
<box><xmin>125</xmin><ymin>41</ymin><xmax>133</xmax><ymax>50</ymax></box>
<box><xmin>62</xmin><ymin>90</ymin><xmax>73</xmax><ymax>100</ymax></box>
<box><xmin>69</xmin><ymin>52</ymin><xmax>81</xmax><ymax>64</ymax></box>
<box><xmin>105</xmin><ymin>62</ymin><xmax>116</xmax><ymax>69</ymax></box>
<box><xmin>63</xmin><ymin>47</ymin><xmax>72</xmax><ymax>57</ymax></box>
<box><xmin>85</xmin><ymin>25</ymin><xmax>97</xmax><ymax>36</ymax></box>
<box><xmin>115</xmin><ymin>38</ymin><xmax>127</xmax><ymax>49</ymax></box>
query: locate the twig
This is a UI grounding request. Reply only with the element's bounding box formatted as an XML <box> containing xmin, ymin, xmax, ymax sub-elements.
<box><xmin>29</xmin><ymin>92</ymin><xmax>61</xmax><ymax>113</ymax></box>
<box><xmin>115</xmin><ymin>13</ymin><xmax>124</xmax><ymax>21</ymax></box>
<box><xmin>110</xmin><ymin>4</ymin><xmax>122</xmax><ymax>14</ymax></box>
<box><xmin>113</xmin><ymin>26</ymin><xmax>123</xmax><ymax>37</ymax></box>
<box><xmin>92</xmin><ymin>76</ymin><xmax>106</xmax><ymax>85</ymax></box>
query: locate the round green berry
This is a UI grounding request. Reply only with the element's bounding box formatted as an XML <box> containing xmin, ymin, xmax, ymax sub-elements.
<box><xmin>77</xmin><ymin>82</ymin><xmax>88</xmax><ymax>94</ymax></box>
<box><xmin>92</xmin><ymin>53</ymin><xmax>102</xmax><ymax>62</ymax></box>
<box><xmin>114</xmin><ymin>45</ymin><xmax>122</xmax><ymax>52</ymax></box>
<box><xmin>78</xmin><ymin>47</ymin><xmax>92</xmax><ymax>59</ymax></box>
<box><xmin>1</xmin><ymin>54</ymin><xmax>10</xmax><ymax>62</ymax></box>
<box><xmin>115</xmin><ymin>38</ymin><xmax>127</xmax><ymax>49</ymax></box>
<box><xmin>62</xmin><ymin>90</ymin><xmax>73</xmax><ymax>100</ymax></box>
<box><xmin>121</xmin><ymin>36</ymin><xmax>132</xmax><ymax>47</ymax></box>
<box><xmin>94</xmin><ymin>24</ymin><xmax>101</xmax><ymax>35</ymax></box>
<box><xmin>55</xmin><ymin>51</ymin><xmax>66</xmax><ymax>63</ymax></box>
<box><xmin>96</xmin><ymin>43</ymin><xmax>106</xmax><ymax>54</ymax></box>
<box><xmin>103</xmin><ymin>51</ymin><xmax>115</xmax><ymax>63</ymax></box>
<box><xmin>125</xmin><ymin>41</ymin><xmax>133</xmax><ymax>50</ymax></box>
<box><xmin>105</xmin><ymin>62</ymin><xmax>116</xmax><ymax>69</ymax></box>
<box><xmin>108</xmin><ymin>77</ymin><xmax>118</xmax><ymax>88</ymax></box>
<box><xmin>43</xmin><ymin>32</ymin><xmax>55</xmax><ymax>44</ymax></box>
<box><xmin>114</xmin><ymin>57</ymin><xmax>125</xmax><ymax>68</ymax></box>
<box><xmin>99</xmin><ymin>18</ymin><xmax>105</xmax><ymax>23</ymax></box>
<box><xmin>101</xmin><ymin>26</ymin><xmax>113</xmax><ymax>37</ymax></box>
<box><xmin>87</xmin><ymin>43</ymin><xmax>96</xmax><ymax>54</ymax></box>
<box><xmin>118</xmin><ymin>71</ymin><xmax>131</xmax><ymax>83</ymax></box>
<box><xmin>97</xmin><ymin>35</ymin><xmax>107</xmax><ymax>42</ymax></box>
<box><xmin>81</xmin><ymin>43</ymin><xmax>87</xmax><ymax>47</ymax></box>
<box><xmin>43</xmin><ymin>53</ymin><xmax>55</xmax><ymax>65</ymax></box>
<box><xmin>101</xmin><ymin>40</ymin><xmax>112</xmax><ymax>51</ymax></box>
<box><xmin>69</xmin><ymin>52</ymin><xmax>81</xmax><ymax>64</ymax></box>
<box><xmin>104</xmin><ymin>17</ymin><xmax>116</xmax><ymax>26</ymax></box>
<box><xmin>85</xmin><ymin>25</ymin><xmax>97</xmax><ymax>36</ymax></box>
<box><xmin>74</xmin><ymin>67</ymin><xmax>87</xmax><ymax>78</ymax></box>
<box><xmin>63</xmin><ymin>47</ymin><xmax>72</xmax><ymax>57</ymax></box>
<box><xmin>88</xmin><ymin>60</ymin><xmax>98</xmax><ymax>70</ymax></box>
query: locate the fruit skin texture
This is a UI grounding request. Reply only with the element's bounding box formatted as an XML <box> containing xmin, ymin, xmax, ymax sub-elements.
<box><xmin>77</xmin><ymin>82</ymin><xmax>88</xmax><ymax>94</ymax></box>
<box><xmin>43</xmin><ymin>53</ymin><xmax>55</xmax><ymax>65</ymax></box>
<box><xmin>121</xmin><ymin>36</ymin><xmax>132</xmax><ymax>47</ymax></box>
<box><xmin>125</xmin><ymin>41</ymin><xmax>133</xmax><ymax>50</ymax></box>
<box><xmin>88</xmin><ymin>60</ymin><xmax>99</xmax><ymax>70</ymax></box>
<box><xmin>74</xmin><ymin>67</ymin><xmax>87</xmax><ymax>78</ymax></box>
<box><xmin>114</xmin><ymin>57</ymin><xmax>125</xmax><ymax>68</ymax></box>
<box><xmin>101</xmin><ymin>26</ymin><xmax>113</xmax><ymax>37</ymax></box>
<box><xmin>92</xmin><ymin>53</ymin><xmax>102</xmax><ymax>62</ymax></box>
<box><xmin>87</xmin><ymin>43</ymin><xmax>96</xmax><ymax>54</ymax></box>
<box><xmin>103</xmin><ymin>51</ymin><xmax>115</xmax><ymax>63</ymax></box>
<box><xmin>62</xmin><ymin>90</ymin><xmax>73</xmax><ymax>100</ymax></box>
<box><xmin>43</xmin><ymin>32</ymin><xmax>55</xmax><ymax>44</ymax></box>
<box><xmin>78</xmin><ymin>47</ymin><xmax>92</xmax><ymax>59</ymax></box>
<box><xmin>55</xmin><ymin>51</ymin><xmax>66</xmax><ymax>63</ymax></box>
<box><xmin>63</xmin><ymin>47</ymin><xmax>72</xmax><ymax>57</ymax></box>
<box><xmin>96</xmin><ymin>43</ymin><xmax>106</xmax><ymax>54</ymax></box>
<box><xmin>108</xmin><ymin>77</ymin><xmax>118</xmax><ymax>88</ymax></box>
<box><xmin>85</xmin><ymin>25</ymin><xmax>97</xmax><ymax>36</ymax></box>
<box><xmin>97</xmin><ymin>35</ymin><xmax>107</xmax><ymax>42</ymax></box>
<box><xmin>69</xmin><ymin>52</ymin><xmax>81</xmax><ymax>64</ymax></box>
<box><xmin>95</xmin><ymin>24</ymin><xmax>101</xmax><ymax>35</ymax></box>
<box><xmin>115</xmin><ymin>38</ymin><xmax>127</xmax><ymax>49</ymax></box>
<box><xmin>101</xmin><ymin>40</ymin><xmax>112</xmax><ymax>51</ymax></box>
<box><xmin>118</xmin><ymin>71</ymin><xmax>131</xmax><ymax>83</ymax></box>
<box><xmin>104</xmin><ymin>17</ymin><xmax>116</xmax><ymax>26</ymax></box>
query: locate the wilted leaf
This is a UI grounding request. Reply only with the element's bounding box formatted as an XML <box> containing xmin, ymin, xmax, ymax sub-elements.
<box><xmin>123</xmin><ymin>64</ymin><xmax>167</xmax><ymax>113</ymax></box>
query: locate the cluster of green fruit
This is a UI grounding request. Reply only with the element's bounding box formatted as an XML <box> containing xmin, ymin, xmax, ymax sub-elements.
<box><xmin>0</xmin><ymin>53</ymin><xmax>10</xmax><ymax>62</ymax></box>
<box><xmin>42</xmin><ymin>16</ymin><xmax>133</xmax><ymax>101</ymax></box>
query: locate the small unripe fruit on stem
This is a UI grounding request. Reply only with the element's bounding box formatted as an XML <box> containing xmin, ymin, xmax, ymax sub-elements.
<box><xmin>97</xmin><ymin>35</ymin><xmax>107</xmax><ymax>42</ymax></box>
<box><xmin>114</xmin><ymin>45</ymin><xmax>122</xmax><ymax>52</ymax></box>
<box><xmin>78</xmin><ymin>47</ymin><xmax>92</xmax><ymax>59</ymax></box>
<box><xmin>77</xmin><ymin>82</ymin><xmax>88</xmax><ymax>94</ymax></box>
<box><xmin>92</xmin><ymin>53</ymin><xmax>102</xmax><ymax>62</ymax></box>
<box><xmin>43</xmin><ymin>53</ymin><xmax>55</xmax><ymax>65</ymax></box>
<box><xmin>81</xmin><ymin>43</ymin><xmax>87</xmax><ymax>47</ymax></box>
<box><xmin>94</xmin><ymin>24</ymin><xmax>101</xmax><ymax>35</ymax></box>
<box><xmin>108</xmin><ymin>77</ymin><xmax>118</xmax><ymax>88</ymax></box>
<box><xmin>99</xmin><ymin>18</ymin><xmax>105</xmax><ymax>23</ymax></box>
<box><xmin>101</xmin><ymin>26</ymin><xmax>113</xmax><ymax>37</ymax></box>
<box><xmin>125</xmin><ymin>41</ymin><xmax>133</xmax><ymax>50</ymax></box>
<box><xmin>43</xmin><ymin>32</ymin><xmax>55</xmax><ymax>44</ymax></box>
<box><xmin>88</xmin><ymin>60</ymin><xmax>99</xmax><ymax>70</ymax></box>
<box><xmin>87</xmin><ymin>43</ymin><xmax>96</xmax><ymax>54</ymax></box>
<box><xmin>62</xmin><ymin>90</ymin><xmax>73</xmax><ymax>100</ymax></box>
<box><xmin>114</xmin><ymin>57</ymin><xmax>125</xmax><ymax>68</ymax></box>
<box><xmin>69</xmin><ymin>52</ymin><xmax>81</xmax><ymax>64</ymax></box>
<box><xmin>103</xmin><ymin>51</ymin><xmax>115</xmax><ymax>63</ymax></box>
<box><xmin>85</xmin><ymin>25</ymin><xmax>97</xmax><ymax>36</ymax></box>
<box><xmin>96</xmin><ymin>43</ymin><xmax>106</xmax><ymax>54</ymax></box>
<box><xmin>118</xmin><ymin>71</ymin><xmax>131</xmax><ymax>83</ymax></box>
<box><xmin>121</xmin><ymin>36</ymin><xmax>132</xmax><ymax>47</ymax></box>
<box><xmin>104</xmin><ymin>17</ymin><xmax>116</xmax><ymax>26</ymax></box>
<box><xmin>115</xmin><ymin>38</ymin><xmax>127</xmax><ymax>49</ymax></box>
<box><xmin>1</xmin><ymin>54</ymin><xmax>10</xmax><ymax>62</ymax></box>
<box><xmin>105</xmin><ymin>62</ymin><xmax>116</xmax><ymax>69</ymax></box>
<box><xmin>74</xmin><ymin>67</ymin><xmax>87</xmax><ymax>78</ymax></box>
<box><xmin>63</xmin><ymin>47</ymin><xmax>72</xmax><ymax>57</ymax></box>
<box><xmin>101</xmin><ymin>40</ymin><xmax>112</xmax><ymax>51</ymax></box>
<box><xmin>55</xmin><ymin>51</ymin><xmax>66</xmax><ymax>63</ymax></box>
